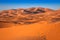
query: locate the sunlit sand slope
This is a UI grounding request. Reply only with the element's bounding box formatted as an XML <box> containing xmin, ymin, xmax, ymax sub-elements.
<box><xmin>0</xmin><ymin>7</ymin><xmax>60</xmax><ymax>40</ymax></box>
<box><xmin>0</xmin><ymin>22</ymin><xmax>60</xmax><ymax>40</ymax></box>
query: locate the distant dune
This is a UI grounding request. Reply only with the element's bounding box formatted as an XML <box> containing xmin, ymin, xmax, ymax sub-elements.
<box><xmin>0</xmin><ymin>7</ymin><xmax>60</xmax><ymax>40</ymax></box>
<box><xmin>0</xmin><ymin>7</ymin><xmax>60</xmax><ymax>28</ymax></box>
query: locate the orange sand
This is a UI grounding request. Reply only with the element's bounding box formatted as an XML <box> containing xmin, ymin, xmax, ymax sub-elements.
<box><xmin>0</xmin><ymin>22</ymin><xmax>60</xmax><ymax>40</ymax></box>
<box><xmin>0</xmin><ymin>7</ymin><xmax>60</xmax><ymax>40</ymax></box>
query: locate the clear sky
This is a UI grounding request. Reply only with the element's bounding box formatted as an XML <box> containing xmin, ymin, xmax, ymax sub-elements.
<box><xmin>0</xmin><ymin>0</ymin><xmax>60</xmax><ymax>10</ymax></box>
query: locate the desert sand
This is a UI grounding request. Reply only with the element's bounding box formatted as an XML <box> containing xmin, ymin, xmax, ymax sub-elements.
<box><xmin>0</xmin><ymin>7</ymin><xmax>60</xmax><ymax>40</ymax></box>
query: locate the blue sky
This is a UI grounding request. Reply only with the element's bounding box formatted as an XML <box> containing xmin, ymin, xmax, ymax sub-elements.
<box><xmin>0</xmin><ymin>0</ymin><xmax>60</xmax><ymax>10</ymax></box>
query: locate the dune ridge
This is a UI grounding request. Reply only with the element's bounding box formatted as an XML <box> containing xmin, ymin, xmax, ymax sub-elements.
<box><xmin>0</xmin><ymin>7</ymin><xmax>60</xmax><ymax>28</ymax></box>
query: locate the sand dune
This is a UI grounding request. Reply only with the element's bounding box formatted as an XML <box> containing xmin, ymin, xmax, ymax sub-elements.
<box><xmin>0</xmin><ymin>7</ymin><xmax>60</xmax><ymax>40</ymax></box>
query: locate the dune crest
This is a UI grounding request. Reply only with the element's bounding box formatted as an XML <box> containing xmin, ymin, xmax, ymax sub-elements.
<box><xmin>0</xmin><ymin>7</ymin><xmax>60</xmax><ymax>28</ymax></box>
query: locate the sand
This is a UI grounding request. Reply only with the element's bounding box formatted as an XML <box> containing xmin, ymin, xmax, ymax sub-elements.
<box><xmin>0</xmin><ymin>7</ymin><xmax>60</xmax><ymax>40</ymax></box>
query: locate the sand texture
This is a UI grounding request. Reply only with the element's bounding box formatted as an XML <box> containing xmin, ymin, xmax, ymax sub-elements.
<box><xmin>0</xmin><ymin>7</ymin><xmax>60</xmax><ymax>40</ymax></box>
